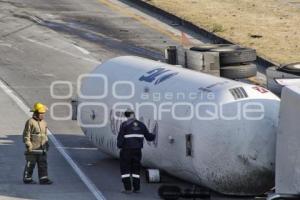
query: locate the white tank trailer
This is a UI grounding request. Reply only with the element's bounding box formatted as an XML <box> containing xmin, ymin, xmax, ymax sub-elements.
<box><xmin>77</xmin><ymin>56</ymin><xmax>280</xmax><ymax>196</ymax></box>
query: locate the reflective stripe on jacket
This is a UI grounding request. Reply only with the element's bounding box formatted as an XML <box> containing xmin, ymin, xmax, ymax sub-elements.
<box><xmin>117</xmin><ymin>118</ymin><xmax>155</xmax><ymax>149</ymax></box>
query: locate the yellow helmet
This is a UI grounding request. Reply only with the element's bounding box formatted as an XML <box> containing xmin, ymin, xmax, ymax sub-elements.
<box><xmin>31</xmin><ymin>102</ymin><xmax>48</xmax><ymax>113</ymax></box>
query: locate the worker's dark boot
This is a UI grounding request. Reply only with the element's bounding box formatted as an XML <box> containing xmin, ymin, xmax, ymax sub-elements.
<box><xmin>39</xmin><ymin>178</ymin><xmax>53</xmax><ymax>185</ymax></box>
<box><xmin>23</xmin><ymin>179</ymin><xmax>37</xmax><ymax>184</ymax></box>
<box><xmin>133</xmin><ymin>189</ymin><xmax>140</xmax><ymax>193</ymax></box>
<box><xmin>121</xmin><ymin>189</ymin><xmax>132</xmax><ymax>194</ymax></box>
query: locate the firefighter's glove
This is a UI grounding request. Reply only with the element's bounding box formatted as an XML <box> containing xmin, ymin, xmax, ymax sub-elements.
<box><xmin>26</xmin><ymin>143</ymin><xmax>33</xmax><ymax>152</ymax></box>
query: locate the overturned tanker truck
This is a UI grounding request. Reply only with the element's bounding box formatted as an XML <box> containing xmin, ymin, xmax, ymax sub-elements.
<box><xmin>76</xmin><ymin>56</ymin><xmax>280</xmax><ymax>196</ymax></box>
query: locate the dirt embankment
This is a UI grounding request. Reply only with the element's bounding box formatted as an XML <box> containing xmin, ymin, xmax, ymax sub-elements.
<box><xmin>145</xmin><ymin>0</ymin><xmax>300</xmax><ymax>64</ymax></box>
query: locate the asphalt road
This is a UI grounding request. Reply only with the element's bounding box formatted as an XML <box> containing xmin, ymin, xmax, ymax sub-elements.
<box><xmin>0</xmin><ymin>0</ymin><xmax>258</xmax><ymax>200</ymax></box>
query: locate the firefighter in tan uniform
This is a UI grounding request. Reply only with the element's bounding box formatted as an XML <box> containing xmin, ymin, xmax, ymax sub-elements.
<box><xmin>23</xmin><ymin>102</ymin><xmax>53</xmax><ymax>184</ymax></box>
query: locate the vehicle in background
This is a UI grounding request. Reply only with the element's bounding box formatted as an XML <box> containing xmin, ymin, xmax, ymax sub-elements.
<box><xmin>267</xmin><ymin>63</ymin><xmax>300</xmax><ymax>96</ymax></box>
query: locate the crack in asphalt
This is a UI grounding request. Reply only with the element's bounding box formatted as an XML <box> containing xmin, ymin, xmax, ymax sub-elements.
<box><xmin>0</xmin><ymin>23</ymin><xmax>34</xmax><ymax>38</ymax></box>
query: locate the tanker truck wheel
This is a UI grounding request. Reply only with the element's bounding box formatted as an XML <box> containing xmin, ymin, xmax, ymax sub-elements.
<box><xmin>146</xmin><ymin>169</ymin><xmax>161</xmax><ymax>183</ymax></box>
<box><xmin>220</xmin><ymin>63</ymin><xmax>257</xmax><ymax>79</ymax></box>
<box><xmin>158</xmin><ymin>185</ymin><xmax>181</xmax><ymax>200</ymax></box>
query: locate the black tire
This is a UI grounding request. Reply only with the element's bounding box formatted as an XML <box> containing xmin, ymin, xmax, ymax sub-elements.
<box><xmin>210</xmin><ymin>47</ymin><xmax>256</xmax><ymax>65</ymax></box>
<box><xmin>278</xmin><ymin>62</ymin><xmax>300</xmax><ymax>75</ymax></box>
<box><xmin>220</xmin><ymin>64</ymin><xmax>257</xmax><ymax>79</ymax></box>
<box><xmin>190</xmin><ymin>44</ymin><xmax>238</xmax><ymax>52</ymax></box>
<box><xmin>158</xmin><ymin>185</ymin><xmax>181</xmax><ymax>200</ymax></box>
<box><xmin>165</xmin><ymin>46</ymin><xmax>178</xmax><ymax>65</ymax></box>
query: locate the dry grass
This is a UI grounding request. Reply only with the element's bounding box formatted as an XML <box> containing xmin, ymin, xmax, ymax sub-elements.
<box><xmin>145</xmin><ymin>0</ymin><xmax>300</xmax><ymax>64</ymax></box>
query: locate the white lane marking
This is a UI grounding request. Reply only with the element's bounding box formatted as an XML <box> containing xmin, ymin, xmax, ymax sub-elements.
<box><xmin>20</xmin><ymin>36</ymin><xmax>99</xmax><ymax>64</ymax></box>
<box><xmin>0</xmin><ymin>140</ymin><xmax>14</xmax><ymax>144</ymax></box>
<box><xmin>0</xmin><ymin>42</ymin><xmax>12</xmax><ymax>48</ymax></box>
<box><xmin>73</xmin><ymin>44</ymin><xmax>91</xmax><ymax>55</ymax></box>
<box><xmin>48</xmin><ymin>134</ymin><xmax>106</xmax><ymax>200</ymax></box>
<box><xmin>0</xmin><ymin>80</ymin><xmax>106</xmax><ymax>200</ymax></box>
<box><xmin>42</xmin><ymin>73</ymin><xmax>55</xmax><ymax>78</ymax></box>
